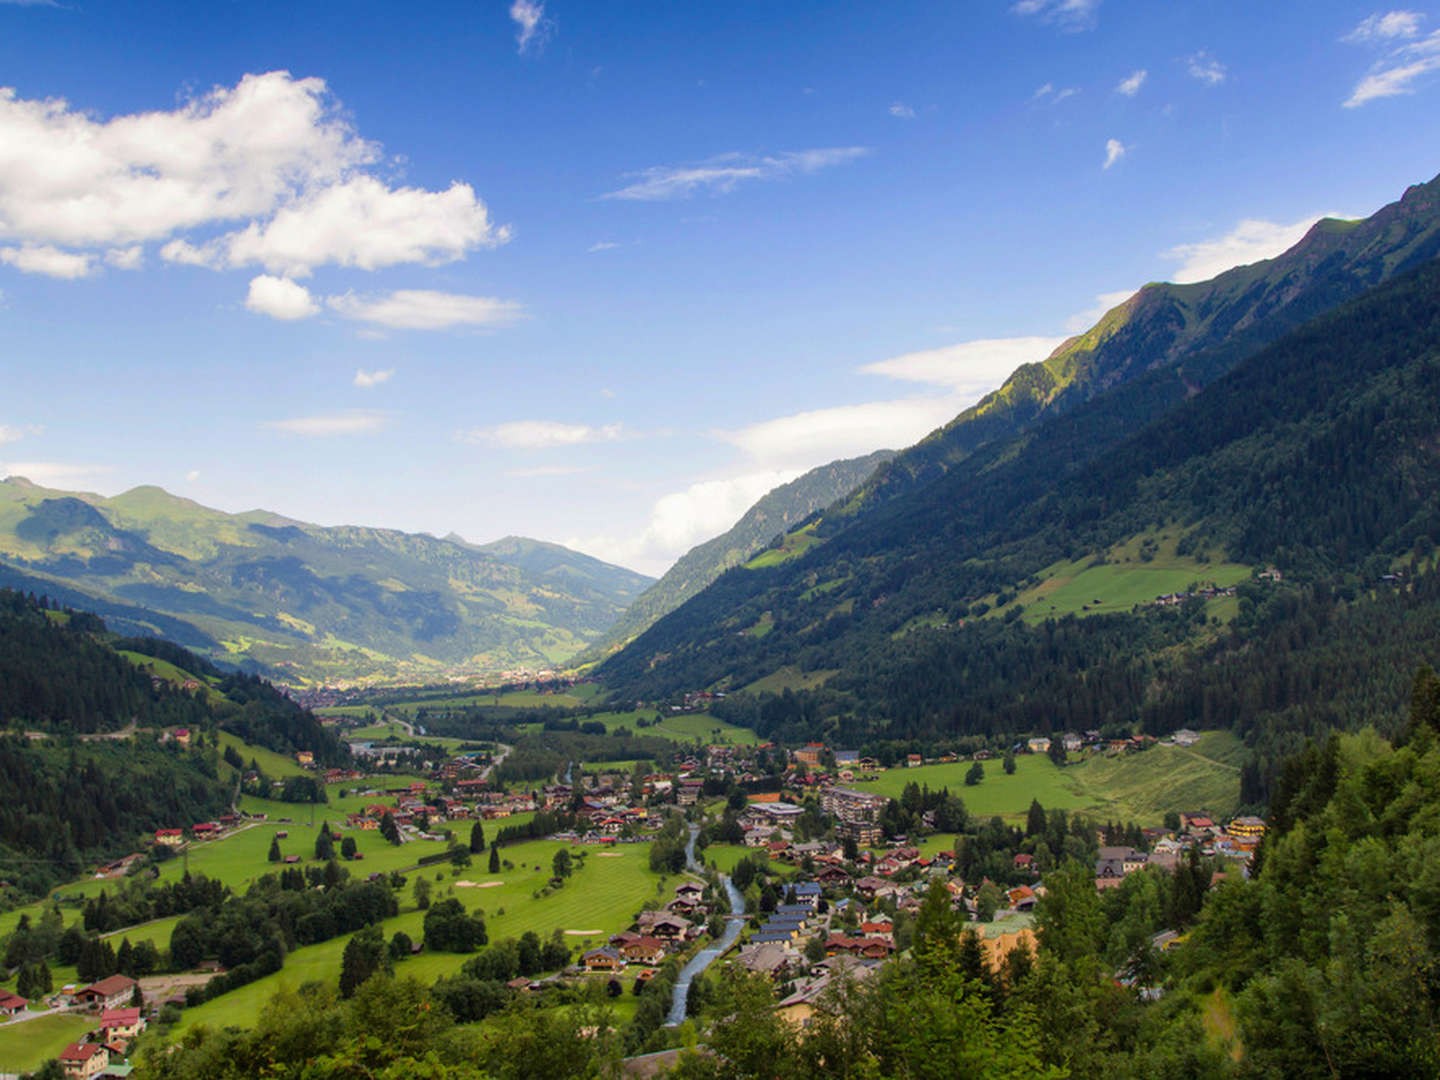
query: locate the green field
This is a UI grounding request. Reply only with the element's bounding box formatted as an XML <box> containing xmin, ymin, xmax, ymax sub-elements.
<box><xmin>739</xmin><ymin>666</ymin><xmax>838</xmax><ymax>695</ymax></box>
<box><xmin>174</xmin><ymin>838</ymin><xmax>668</xmax><ymax>1032</ymax></box>
<box><xmin>218</xmin><ymin>732</ymin><xmax>308</xmax><ymax>779</ymax></box>
<box><xmin>744</xmin><ymin>524</ymin><xmax>822</xmax><ymax>569</ymax></box>
<box><xmin>857</xmin><ymin>736</ymin><xmax>1242</xmax><ymax>825</ymax></box>
<box><xmin>0</xmin><ymin>1013</ymin><xmax>96</xmax><ymax>1072</ymax></box>
<box><xmin>980</xmin><ymin>529</ymin><xmax>1251</xmax><ymax>624</ymax></box>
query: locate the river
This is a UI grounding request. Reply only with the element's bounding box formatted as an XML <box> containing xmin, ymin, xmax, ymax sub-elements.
<box><xmin>665</xmin><ymin>824</ymin><xmax>746</xmax><ymax>1026</ymax></box>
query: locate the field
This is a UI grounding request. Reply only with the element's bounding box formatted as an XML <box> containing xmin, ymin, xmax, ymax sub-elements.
<box><xmin>857</xmin><ymin>735</ymin><xmax>1242</xmax><ymax>825</ymax></box>
<box><xmin>0</xmin><ymin>1014</ymin><xmax>97</xmax><ymax>1072</ymax></box>
<box><xmin>739</xmin><ymin>666</ymin><xmax>838</xmax><ymax>695</ymax></box>
<box><xmin>218</xmin><ymin>731</ymin><xmax>308</xmax><ymax>779</ymax></box>
<box><xmin>174</xmin><ymin>838</ymin><xmax>669</xmax><ymax>1033</ymax></box>
<box><xmin>744</xmin><ymin>524</ymin><xmax>822</xmax><ymax>569</ymax></box>
<box><xmin>979</xmin><ymin>529</ymin><xmax>1251</xmax><ymax>624</ymax></box>
<box><xmin>566</xmin><ymin>710</ymin><xmax>761</xmax><ymax>747</ymax></box>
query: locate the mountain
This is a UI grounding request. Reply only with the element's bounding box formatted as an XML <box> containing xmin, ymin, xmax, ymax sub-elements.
<box><xmin>833</xmin><ymin>172</ymin><xmax>1440</xmax><ymax>522</ymax></box>
<box><xmin>0</xmin><ymin>481</ymin><xmax>653</xmax><ymax>685</ymax></box>
<box><xmin>573</xmin><ymin>450</ymin><xmax>895</xmax><ymax>667</ymax></box>
<box><xmin>597</xmin><ymin>176</ymin><xmax>1440</xmax><ymax>784</ymax></box>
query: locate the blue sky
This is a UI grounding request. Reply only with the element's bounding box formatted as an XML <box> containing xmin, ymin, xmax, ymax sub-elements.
<box><xmin>2</xmin><ymin>1</ymin><xmax>1439</xmax><ymax>575</ymax></box>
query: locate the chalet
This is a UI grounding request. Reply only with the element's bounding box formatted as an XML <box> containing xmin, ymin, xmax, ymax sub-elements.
<box><xmin>74</xmin><ymin>975</ymin><xmax>137</xmax><ymax>1012</ymax></box>
<box><xmin>854</xmin><ymin>875</ymin><xmax>888</xmax><ymax>900</ymax></box>
<box><xmin>1172</xmin><ymin>728</ymin><xmax>1201</xmax><ymax>747</ymax></box>
<box><xmin>59</xmin><ymin>1042</ymin><xmax>108</xmax><ymax>1079</ymax></box>
<box><xmin>794</xmin><ymin>744</ymin><xmax>825</xmax><ymax>766</ymax></box>
<box><xmin>99</xmin><ymin>1006</ymin><xmax>145</xmax><ymax>1040</ymax></box>
<box><xmin>1228</xmin><ymin>815</ymin><xmax>1267</xmax><ymax>840</ymax></box>
<box><xmin>154</xmin><ymin>829</ymin><xmax>184</xmax><ymax>847</ymax></box>
<box><xmin>793</xmin><ymin>880</ymin><xmax>827</xmax><ymax>904</ymax></box>
<box><xmin>0</xmin><ymin>991</ymin><xmax>26</xmax><ymax>1015</ymax></box>
<box><xmin>172</xmin><ymin>728</ymin><xmax>192</xmax><ymax>747</ymax></box>
<box><xmin>637</xmin><ymin>912</ymin><xmax>693</xmax><ymax>939</ymax></box>
<box><xmin>1013</xmin><ymin>853</ymin><xmax>1035</xmax><ymax>871</ymax></box>
<box><xmin>1006</xmin><ymin>885</ymin><xmax>1038</xmax><ymax>911</ymax></box>
<box><xmin>735</xmin><ymin>941</ymin><xmax>792</xmax><ymax>978</ymax></box>
<box><xmin>619</xmin><ymin>937</ymin><xmax>667</xmax><ymax>964</ymax></box>
<box><xmin>581</xmin><ymin>946</ymin><xmax>623</xmax><ymax>973</ymax></box>
<box><xmin>1062</xmin><ymin>733</ymin><xmax>1084</xmax><ymax>753</ymax></box>
<box><xmin>676</xmin><ymin>780</ymin><xmax>705</xmax><ymax>807</ymax></box>
<box><xmin>1026</xmin><ymin>737</ymin><xmax>1051</xmax><ymax>754</ymax></box>
<box><xmin>190</xmin><ymin>822</ymin><xmax>218</xmax><ymax>836</ymax></box>
<box><xmin>296</xmin><ymin>751</ymin><xmax>314</xmax><ymax>767</ymax></box>
<box><xmin>905</xmin><ymin>754</ymin><xmax>923</xmax><ymax>768</ymax></box>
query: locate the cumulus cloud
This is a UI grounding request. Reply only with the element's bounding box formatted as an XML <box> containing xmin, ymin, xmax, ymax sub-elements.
<box><xmin>715</xmin><ymin>399</ymin><xmax>956</xmax><ymax>472</ymax></box>
<box><xmin>244</xmin><ymin>274</ymin><xmax>319</xmax><ymax>320</ymax></box>
<box><xmin>568</xmin><ymin>469</ymin><xmax>802</xmax><ymax>576</ymax></box>
<box><xmin>0</xmin><ymin>462</ymin><xmax>113</xmax><ymax>486</ymax></box>
<box><xmin>0</xmin><ymin>423</ymin><xmax>41</xmax><ymax>445</ymax></box>
<box><xmin>0</xmin><ymin>244</ymin><xmax>93</xmax><ymax>278</ymax></box>
<box><xmin>1162</xmin><ymin>213</ymin><xmax>1340</xmax><ymax>283</ymax></box>
<box><xmin>1186</xmin><ymin>50</ymin><xmax>1227</xmax><ymax>85</ymax></box>
<box><xmin>860</xmin><ymin>337</ymin><xmax>1066</xmax><ymax>394</ymax></box>
<box><xmin>263</xmin><ymin>411</ymin><xmax>387</xmax><ymax>436</ymax></box>
<box><xmin>601</xmin><ymin>147</ymin><xmax>869</xmax><ymax>201</ymax></box>
<box><xmin>510</xmin><ymin>0</ymin><xmax>554</xmax><ymax>55</ymax></box>
<box><xmin>1116</xmin><ymin>69</ymin><xmax>1147</xmax><ymax>96</ymax></box>
<box><xmin>1103</xmin><ymin>138</ymin><xmax>1127</xmax><ymax>169</ymax></box>
<box><xmin>1011</xmin><ymin>0</ymin><xmax>1101</xmax><ymax>31</ymax></box>
<box><xmin>1345</xmin><ymin>11</ymin><xmax>1424</xmax><ymax>44</ymax></box>
<box><xmin>327</xmin><ymin>290</ymin><xmax>523</xmax><ymax>331</ymax></box>
<box><xmin>0</xmin><ymin>71</ymin><xmax>509</xmax><ymax>278</ymax></box>
<box><xmin>1344</xmin><ymin>25</ymin><xmax>1440</xmax><ymax>106</ymax></box>
<box><xmin>1031</xmin><ymin>83</ymin><xmax>1078</xmax><ymax>103</ymax></box>
<box><xmin>889</xmin><ymin>102</ymin><xmax>916</xmax><ymax>118</ymax></box>
<box><xmin>506</xmin><ymin>464</ymin><xmax>595</xmax><ymax>478</ymax></box>
<box><xmin>105</xmin><ymin>246</ymin><xmax>143</xmax><ymax>270</ymax></box>
<box><xmin>354</xmin><ymin>368</ymin><xmax>394</xmax><ymax>388</ymax></box>
<box><xmin>464</xmin><ymin>420</ymin><xmax>625</xmax><ymax>450</ymax></box>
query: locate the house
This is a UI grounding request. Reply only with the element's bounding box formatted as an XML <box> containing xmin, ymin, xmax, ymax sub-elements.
<box><xmin>1228</xmin><ymin>815</ymin><xmax>1267</xmax><ymax>840</ymax></box>
<box><xmin>0</xmin><ymin>991</ymin><xmax>26</xmax><ymax>1015</ymax></box>
<box><xmin>581</xmin><ymin>946</ymin><xmax>624</xmax><ymax>973</ymax></box>
<box><xmin>100</xmin><ymin>1006</ymin><xmax>145</xmax><ymax>1040</ymax></box>
<box><xmin>735</xmin><ymin>941</ymin><xmax>793</xmax><ymax>978</ymax></box>
<box><xmin>1062</xmin><ymin>733</ymin><xmax>1084</xmax><ymax>753</ymax></box>
<box><xmin>619</xmin><ymin>937</ymin><xmax>667</xmax><ymax>965</ymax></box>
<box><xmin>1026</xmin><ymin>737</ymin><xmax>1051</xmax><ymax>754</ymax></box>
<box><xmin>794</xmin><ymin>743</ymin><xmax>825</xmax><ymax>766</ymax></box>
<box><xmin>1171</xmin><ymin>728</ymin><xmax>1201</xmax><ymax>747</ymax></box>
<box><xmin>59</xmin><ymin>1042</ymin><xmax>109</xmax><ymax>1079</ymax></box>
<box><xmin>1006</xmin><ymin>885</ymin><xmax>1037</xmax><ymax>911</ymax></box>
<box><xmin>905</xmin><ymin>754</ymin><xmax>923</xmax><ymax>768</ymax></box>
<box><xmin>792</xmin><ymin>881</ymin><xmax>825</xmax><ymax>905</ymax></box>
<box><xmin>154</xmin><ymin>829</ymin><xmax>184</xmax><ymax>847</ymax></box>
<box><xmin>172</xmin><ymin>728</ymin><xmax>191</xmax><ymax>748</ymax></box>
<box><xmin>74</xmin><ymin>975</ymin><xmax>137</xmax><ymax>1012</ymax></box>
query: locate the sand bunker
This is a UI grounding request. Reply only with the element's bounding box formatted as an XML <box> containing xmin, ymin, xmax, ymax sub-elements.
<box><xmin>455</xmin><ymin>880</ymin><xmax>505</xmax><ymax>888</ymax></box>
<box><xmin>565</xmin><ymin>929</ymin><xmax>602</xmax><ymax>936</ymax></box>
<box><xmin>594</xmin><ymin>852</ymin><xmax>623</xmax><ymax>857</ymax></box>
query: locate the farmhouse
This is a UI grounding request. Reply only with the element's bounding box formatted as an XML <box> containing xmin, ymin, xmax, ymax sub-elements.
<box><xmin>0</xmin><ymin>991</ymin><xmax>26</xmax><ymax>1015</ymax></box>
<box><xmin>581</xmin><ymin>946</ymin><xmax>623</xmax><ymax>973</ymax></box>
<box><xmin>154</xmin><ymin>829</ymin><xmax>184</xmax><ymax>847</ymax></box>
<box><xmin>73</xmin><ymin>974</ymin><xmax>137</xmax><ymax>1012</ymax></box>
<box><xmin>58</xmin><ymin>1042</ymin><xmax>109</xmax><ymax>1079</ymax></box>
<box><xmin>100</xmin><ymin>1006</ymin><xmax>145</xmax><ymax>1040</ymax></box>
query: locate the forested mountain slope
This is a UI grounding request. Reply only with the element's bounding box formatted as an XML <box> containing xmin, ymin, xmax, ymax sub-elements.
<box><xmin>600</xmin><ymin>238</ymin><xmax>1440</xmax><ymax>782</ymax></box>
<box><xmin>574</xmin><ymin>451</ymin><xmax>894</xmax><ymax>666</ymax></box>
<box><xmin>0</xmin><ymin>480</ymin><xmax>652</xmax><ymax>685</ymax></box>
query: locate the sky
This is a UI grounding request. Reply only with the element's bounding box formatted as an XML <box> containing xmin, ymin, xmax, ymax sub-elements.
<box><xmin>2</xmin><ymin>2</ymin><xmax>1440</xmax><ymax>577</ymax></box>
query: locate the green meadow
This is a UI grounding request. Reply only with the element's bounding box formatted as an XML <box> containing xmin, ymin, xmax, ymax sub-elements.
<box><xmin>579</xmin><ymin>710</ymin><xmax>760</xmax><ymax>747</ymax></box>
<box><xmin>0</xmin><ymin>1014</ymin><xmax>96</xmax><ymax>1073</ymax></box>
<box><xmin>174</xmin><ymin>838</ymin><xmax>669</xmax><ymax>1032</ymax></box>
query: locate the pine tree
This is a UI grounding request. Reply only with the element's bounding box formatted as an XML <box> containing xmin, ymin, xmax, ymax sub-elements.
<box><xmin>315</xmin><ymin>823</ymin><xmax>335</xmax><ymax>861</ymax></box>
<box><xmin>268</xmin><ymin>835</ymin><xmax>282</xmax><ymax>862</ymax></box>
<box><xmin>470</xmin><ymin>820</ymin><xmax>485</xmax><ymax>853</ymax></box>
<box><xmin>488</xmin><ymin>845</ymin><xmax>501</xmax><ymax>874</ymax></box>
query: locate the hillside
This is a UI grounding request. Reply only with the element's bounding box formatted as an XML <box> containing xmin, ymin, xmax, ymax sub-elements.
<box><xmin>0</xmin><ymin>481</ymin><xmax>653</xmax><ymax>686</ymax></box>
<box><xmin>573</xmin><ymin>450</ymin><xmax>894</xmax><ymax>666</ymax></box>
<box><xmin>599</xmin><ymin>221</ymin><xmax>1440</xmax><ymax>787</ymax></box>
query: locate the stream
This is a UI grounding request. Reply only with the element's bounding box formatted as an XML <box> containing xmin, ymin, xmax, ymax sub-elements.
<box><xmin>665</xmin><ymin>824</ymin><xmax>746</xmax><ymax>1026</ymax></box>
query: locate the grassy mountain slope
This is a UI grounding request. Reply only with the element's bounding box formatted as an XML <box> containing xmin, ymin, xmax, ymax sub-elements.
<box><xmin>831</xmin><ymin>171</ymin><xmax>1440</xmax><ymax>523</ymax></box>
<box><xmin>599</xmin><ymin>229</ymin><xmax>1440</xmax><ymax>772</ymax></box>
<box><xmin>573</xmin><ymin>450</ymin><xmax>894</xmax><ymax>666</ymax></box>
<box><xmin>0</xmin><ymin>481</ymin><xmax>652</xmax><ymax>686</ymax></box>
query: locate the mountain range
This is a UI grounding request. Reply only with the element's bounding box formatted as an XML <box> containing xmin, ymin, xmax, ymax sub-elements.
<box><xmin>0</xmin><ymin>480</ymin><xmax>653</xmax><ymax>685</ymax></box>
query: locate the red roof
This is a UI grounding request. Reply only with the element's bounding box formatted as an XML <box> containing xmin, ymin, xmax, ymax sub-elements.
<box><xmin>78</xmin><ymin>975</ymin><xmax>135</xmax><ymax>999</ymax></box>
<box><xmin>101</xmin><ymin>1007</ymin><xmax>142</xmax><ymax>1026</ymax></box>
<box><xmin>60</xmin><ymin>1043</ymin><xmax>105</xmax><ymax>1062</ymax></box>
<box><xmin>0</xmin><ymin>991</ymin><xmax>26</xmax><ymax>1009</ymax></box>
<box><xmin>155</xmin><ymin>828</ymin><xmax>183</xmax><ymax>837</ymax></box>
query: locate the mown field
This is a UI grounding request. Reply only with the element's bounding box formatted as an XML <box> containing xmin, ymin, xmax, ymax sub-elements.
<box><xmin>0</xmin><ymin>1013</ymin><xmax>96</xmax><ymax>1072</ymax></box>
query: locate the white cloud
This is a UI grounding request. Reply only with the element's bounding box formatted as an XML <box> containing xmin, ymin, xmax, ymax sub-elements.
<box><xmin>1344</xmin><ymin>28</ymin><xmax>1440</xmax><ymax>106</ymax></box>
<box><xmin>1344</xmin><ymin>11</ymin><xmax>1424</xmax><ymax>44</ymax></box>
<box><xmin>1011</xmin><ymin>0</ymin><xmax>1100</xmax><ymax>31</ymax></box>
<box><xmin>0</xmin><ymin>462</ymin><xmax>113</xmax><ymax>486</ymax></box>
<box><xmin>568</xmin><ymin>469</ymin><xmax>801</xmax><ymax>576</ymax></box>
<box><xmin>1031</xmin><ymin>83</ymin><xmax>1078</xmax><ymax>103</ymax></box>
<box><xmin>185</xmin><ymin>469</ymin><xmax>201</xmax><ymax>482</ymax></box>
<box><xmin>263</xmin><ymin>411</ymin><xmax>387</xmax><ymax>436</ymax></box>
<box><xmin>1064</xmin><ymin>290</ymin><xmax>1137</xmax><ymax>333</ymax></box>
<box><xmin>716</xmin><ymin>398</ymin><xmax>958</xmax><ymax>472</ymax></box>
<box><xmin>889</xmin><ymin>102</ymin><xmax>916</xmax><ymax>118</ymax></box>
<box><xmin>506</xmin><ymin>464</ymin><xmax>595</xmax><ymax>478</ymax></box>
<box><xmin>0</xmin><ymin>244</ymin><xmax>93</xmax><ymax>278</ymax></box>
<box><xmin>510</xmin><ymin>0</ymin><xmax>554</xmax><ymax>55</ymax></box>
<box><xmin>587</xmin><ymin>241</ymin><xmax>621</xmax><ymax>253</ymax></box>
<box><xmin>354</xmin><ymin>368</ymin><xmax>394</xmax><ymax>389</ymax></box>
<box><xmin>1162</xmin><ymin>213</ymin><xmax>1340</xmax><ymax>283</ymax></box>
<box><xmin>1186</xmin><ymin>50</ymin><xmax>1227</xmax><ymax>86</ymax></box>
<box><xmin>104</xmin><ymin>246</ymin><xmax>143</xmax><ymax>270</ymax></box>
<box><xmin>465</xmin><ymin>420</ymin><xmax>625</xmax><ymax>450</ymax></box>
<box><xmin>0</xmin><ymin>423</ymin><xmax>41</xmax><ymax>445</ymax></box>
<box><xmin>0</xmin><ymin>71</ymin><xmax>509</xmax><ymax>278</ymax></box>
<box><xmin>1033</xmin><ymin>82</ymin><xmax>1055</xmax><ymax>99</ymax></box>
<box><xmin>327</xmin><ymin>289</ymin><xmax>523</xmax><ymax>331</ymax></box>
<box><xmin>601</xmin><ymin>147</ymin><xmax>869</xmax><ymax>201</ymax></box>
<box><xmin>1116</xmin><ymin>69</ymin><xmax>1147</xmax><ymax>96</ymax></box>
<box><xmin>1103</xmin><ymin>138</ymin><xmax>1127</xmax><ymax>169</ymax></box>
<box><xmin>860</xmin><ymin>337</ymin><xmax>1066</xmax><ymax>393</ymax></box>
<box><xmin>244</xmin><ymin>274</ymin><xmax>318</xmax><ymax>320</ymax></box>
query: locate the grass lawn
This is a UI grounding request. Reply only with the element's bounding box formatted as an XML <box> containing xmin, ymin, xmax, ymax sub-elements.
<box><xmin>174</xmin><ymin>839</ymin><xmax>668</xmax><ymax>1033</ymax></box>
<box><xmin>744</xmin><ymin>525</ymin><xmax>822</xmax><ymax>569</ymax></box>
<box><xmin>0</xmin><ymin>1013</ymin><xmax>96</xmax><ymax>1073</ymax></box>
<box><xmin>582</xmin><ymin>710</ymin><xmax>759</xmax><ymax>747</ymax></box>
<box><xmin>700</xmin><ymin>844</ymin><xmax>755</xmax><ymax>874</ymax></box>
<box><xmin>218</xmin><ymin>731</ymin><xmax>308</xmax><ymax>779</ymax></box>
<box><xmin>738</xmin><ymin>666</ymin><xmax>838</xmax><ymax>695</ymax></box>
<box><xmin>857</xmin><ymin>740</ymin><xmax>1242</xmax><ymax>826</ymax></box>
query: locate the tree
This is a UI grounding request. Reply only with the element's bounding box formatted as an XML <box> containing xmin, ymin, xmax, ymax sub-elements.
<box><xmin>340</xmin><ymin>836</ymin><xmax>357</xmax><ymax>860</ymax></box>
<box><xmin>804</xmin><ymin>935</ymin><xmax>826</xmax><ymax>964</ymax></box>
<box><xmin>315</xmin><ymin>823</ymin><xmax>335</xmax><ymax>861</ymax></box>
<box><xmin>1048</xmin><ymin>739</ymin><xmax>1069</xmax><ymax>766</ymax></box>
<box><xmin>413</xmin><ymin>875</ymin><xmax>432</xmax><ymax>911</ymax></box>
<box><xmin>389</xmin><ymin>931</ymin><xmax>413</xmax><ymax>961</ymax></box>
<box><xmin>1026</xmin><ymin>798</ymin><xmax>1047</xmax><ymax>838</ymax></box>
<box><xmin>449</xmin><ymin>846</ymin><xmax>472</xmax><ymax>869</ymax></box>
<box><xmin>1003</xmin><ymin>749</ymin><xmax>1017</xmax><ymax>775</ymax></box>
<box><xmin>423</xmin><ymin>898</ymin><xmax>487</xmax><ymax>953</ymax></box>
<box><xmin>965</xmin><ymin>761</ymin><xmax>984</xmax><ymax>786</ymax></box>
<box><xmin>976</xmin><ymin>880</ymin><xmax>1003</xmax><ymax>922</ymax></box>
<box><xmin>379</xmin><ymin>812</ymin><xmax>400</xmax><ymax>845</ymax></box>
<box><xmin>552</xmin><ymin>849</ymin><xmax>572</xmax><ymax>880</ymax></box>
<box><xmin>339</xmin><ymin>925</ymin><xmax>390</xmax><ymax>999</ymax></box>
<box><xmin>268</xmin><ymin>835</ymin><xmax>282</xmax><ymax>862</ymax></box>
<box><xmin>17</xmin><ymin>960</ymin><xmax>52</xmax><ymax>999</ymax></box>
<box><xmin>489</xmin><ymin>845</ymin><xmax>501</xmax><ymax>874</ymax></box>
<box><xmin>469</xmin><ymin>820</ymin><xmax>486</xmax><ymax>853</ymax></box>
